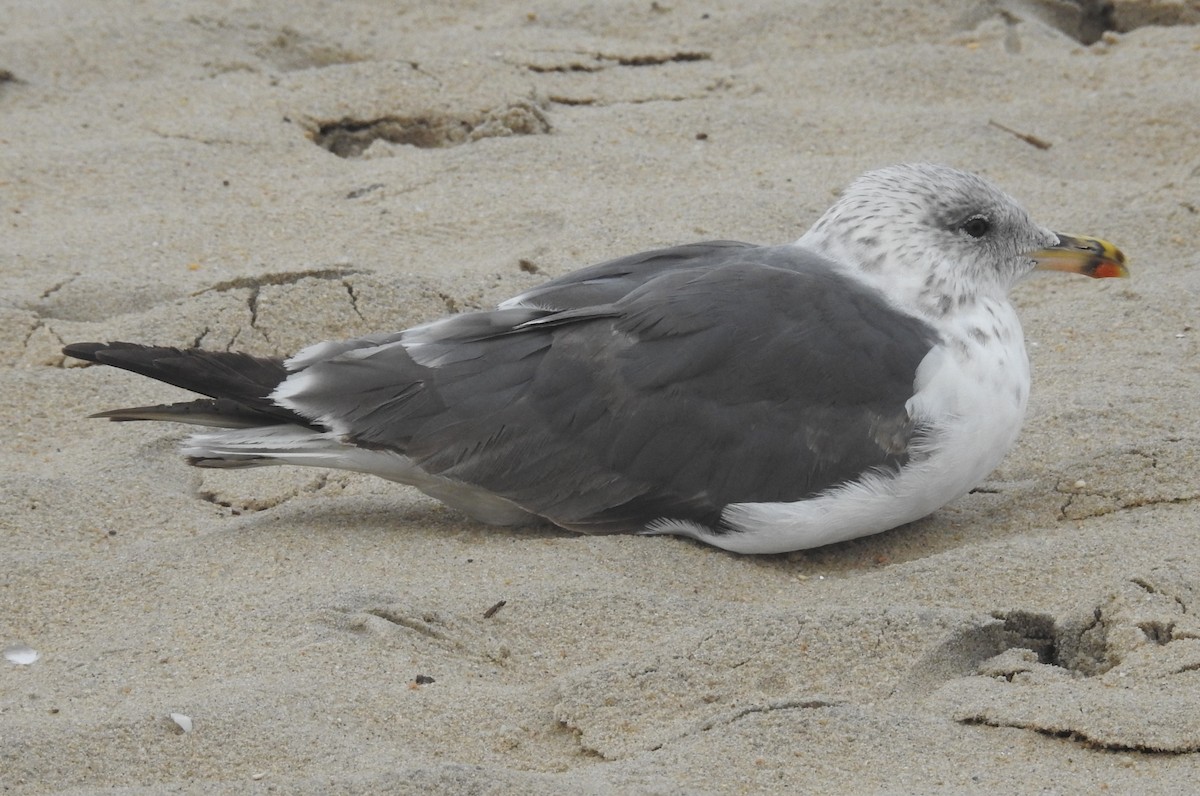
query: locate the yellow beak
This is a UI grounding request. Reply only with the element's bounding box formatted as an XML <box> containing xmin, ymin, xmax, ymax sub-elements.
<box><xmin>1031</xmin><ymin>234</ymin><xmax>1129</xmax><ymax>279</ymax></box>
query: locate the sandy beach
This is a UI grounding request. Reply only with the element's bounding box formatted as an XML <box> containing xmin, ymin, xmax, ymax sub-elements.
<box><xmin>3</xmin><ymin>1</ymin><xmax>1199</xmax><ymax>792</ymax></box>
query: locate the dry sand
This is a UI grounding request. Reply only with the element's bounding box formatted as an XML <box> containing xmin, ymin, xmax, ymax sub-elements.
<box><xmin>2</xmin><ymin>1</ymin><xmax>1199</xmax><ymax>793</ymax></box>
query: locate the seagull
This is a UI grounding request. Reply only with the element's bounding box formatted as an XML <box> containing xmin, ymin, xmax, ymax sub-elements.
<box><xmin>63</xmin><ymin>164</ymin><xmax>1127</xmax><ymax>554</ymax></box>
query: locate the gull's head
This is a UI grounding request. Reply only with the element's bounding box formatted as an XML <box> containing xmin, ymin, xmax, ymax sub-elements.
<box><xmin>797</xmin><ymin>163</ymin><xmax>1127</xmax><ymax>318</ymax></box>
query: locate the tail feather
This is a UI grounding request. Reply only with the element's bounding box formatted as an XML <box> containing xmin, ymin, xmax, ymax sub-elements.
<box><xmin>63</xmin><ymin>342</ymin><xmax>309</xmax><ymax>428</ymax></box>
<box><xmin>182</xmin><ymin>426</ymin><xmax>350</xmax><ymax>468</ymax></box>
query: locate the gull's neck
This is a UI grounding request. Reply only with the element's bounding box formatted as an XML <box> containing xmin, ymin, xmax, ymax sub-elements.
<box><xmin>794</xmin><ymin>228</ymin><xmax>998</xmax><ymax>323</ymax></box>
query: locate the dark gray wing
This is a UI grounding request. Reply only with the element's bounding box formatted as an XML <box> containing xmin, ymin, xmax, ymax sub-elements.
<box><xmin>282</xmin><ymin>246</ymin><xmax>940</xmax><ymax>533</ymax></box>
<box><xmin>500</xmin><ymin>240</ymin><xmax>760</xmax><ymax>311</ymax></box>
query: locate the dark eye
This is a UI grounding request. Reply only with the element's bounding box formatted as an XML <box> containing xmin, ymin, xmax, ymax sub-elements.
<box><xmin>960</xmin><ymin>215</ymin><xmax>991</xmax><ymax>238</ymax></box>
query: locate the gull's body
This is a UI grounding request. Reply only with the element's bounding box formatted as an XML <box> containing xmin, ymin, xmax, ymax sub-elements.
<box><xmin>64</xmin><ymin>164</ymin><xmax>1126</xmax><ymax>553</ymax></box>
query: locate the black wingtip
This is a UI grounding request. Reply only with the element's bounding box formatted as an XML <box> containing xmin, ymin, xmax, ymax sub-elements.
<box><xmin>87</xmin><ymin>398</ymin><xmax>275</xmax><ymax>428</ymax></box>
<box><xmin>62</xmin><ymin>341</ymin><xmax>309</xmax><ymax>429</ymax></box>
<box><xmin>63</xmin><ymin>341</ymin><xmax>173</xmax><ymax>365</ymax></box>
<box><xmin>62</xmin><ymin>342</ymin><xmax>111</xmax><ymax>362</ymax></box>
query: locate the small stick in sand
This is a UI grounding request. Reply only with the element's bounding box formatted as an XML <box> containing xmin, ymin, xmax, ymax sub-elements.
<box><xmin>989</xmin><ymin>119</ymin><xmax>1053</xmax><ymax>150</ymax></box>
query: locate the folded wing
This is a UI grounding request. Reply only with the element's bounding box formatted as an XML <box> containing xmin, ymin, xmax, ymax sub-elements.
<box><xmin>276</xmin><ymin>244</ymin><xmax>940</xmax><ymax>533</ymax></box>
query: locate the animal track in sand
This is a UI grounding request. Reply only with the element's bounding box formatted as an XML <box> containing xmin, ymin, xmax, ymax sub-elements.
<box><xmin>312</xmin><ymin>102</ymin><xmax>551</xmax><ymax>158</ymax></box>
<box><xmin>926</xmin><ymin>567</ymin><xmax>1200</xmax><ymax>753</ymax></box>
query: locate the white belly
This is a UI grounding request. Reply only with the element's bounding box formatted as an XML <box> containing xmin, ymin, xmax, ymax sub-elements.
<box><xmin>676</xmin><ymin>301</ymin><xmax>1031</xmax><ymax>554</ymax></box>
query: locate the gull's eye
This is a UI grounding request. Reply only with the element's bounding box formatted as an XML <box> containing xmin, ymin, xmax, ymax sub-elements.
<box><xmin>960</xmin><ymin>214</ymin><xmax>991</xmax><ymax>239</ymax></box>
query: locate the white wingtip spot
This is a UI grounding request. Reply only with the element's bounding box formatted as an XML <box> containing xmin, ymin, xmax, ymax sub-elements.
<box><xmin>269</xmin><ymin>370</ymin><xmax>316</xmax><ymax>413</ymax></box>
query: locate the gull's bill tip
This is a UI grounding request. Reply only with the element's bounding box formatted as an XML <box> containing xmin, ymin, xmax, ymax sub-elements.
<box><xmin>1032</xmin><ymin>233</ymin><xmax>1128</xmax><ymax>279</ymax></box>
